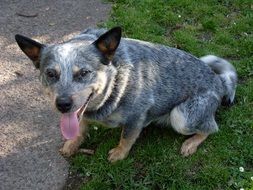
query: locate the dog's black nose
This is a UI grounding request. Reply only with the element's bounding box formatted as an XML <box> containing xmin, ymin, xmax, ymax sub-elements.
<box><xmin>56</xmin><ymin>96</ymin><xmax>73</xmax><ymax>113</ymax></box>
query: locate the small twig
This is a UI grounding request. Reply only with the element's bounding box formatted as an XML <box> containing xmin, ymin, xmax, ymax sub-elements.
<box><xmin>78</xmin><ymin>149</ymin><xmax>95</xmax><ymax>155</ymax></box>
<box><xmin>16</xmin><ymin>12</ymin><xmax>38</xmax><ymax>18</ymax></box>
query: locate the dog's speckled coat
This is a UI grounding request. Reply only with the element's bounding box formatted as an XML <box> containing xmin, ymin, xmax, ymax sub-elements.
<box><xmin>15</xmin><ymin>27</ymin><xmax>237</xmax><ymax>162</ymax></box>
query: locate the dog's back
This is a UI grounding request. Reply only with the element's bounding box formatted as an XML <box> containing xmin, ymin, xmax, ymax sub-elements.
<box><xmin>82</xmin><ymin>32</ymin><xmax>223</xmax><ymax>119</ymax></box>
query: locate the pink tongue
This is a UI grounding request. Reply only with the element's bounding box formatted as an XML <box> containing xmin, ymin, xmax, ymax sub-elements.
<box><xmin>60</xmin><ymin>112</ymin><xmax>79</xmax><ymax>139</ymax></box>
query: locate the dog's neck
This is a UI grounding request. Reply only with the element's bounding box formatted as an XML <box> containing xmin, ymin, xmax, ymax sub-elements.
<box><xmin>84</xmin><ymin>64</ymin><xmax>131</xmax><ymax>120</ymax></box>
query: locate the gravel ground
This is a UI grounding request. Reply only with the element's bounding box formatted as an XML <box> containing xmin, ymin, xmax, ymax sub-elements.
<box><xmin>0</xmin><ymin>1</ymin><xmax>110</xmax><ymax>189</ymax></box>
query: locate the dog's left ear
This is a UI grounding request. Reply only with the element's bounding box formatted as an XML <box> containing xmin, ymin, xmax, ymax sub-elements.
<box><xmin>93</xmin><ymin>27</ymin><xmax>122</xmax><ymax>64</ymax></box>
<box><xmin>15</xmin><ymin>34</ymin><xmax>45</xmax><ymax>69</ymax></box>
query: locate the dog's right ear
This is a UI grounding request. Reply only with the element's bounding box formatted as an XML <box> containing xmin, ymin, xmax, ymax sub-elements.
<box><xmin>15</xmin><ymin>34</ymin><xmax>45</xmax><ymax>69</ymax></box>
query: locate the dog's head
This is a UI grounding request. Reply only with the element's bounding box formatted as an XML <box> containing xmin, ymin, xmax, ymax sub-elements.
<box><xmin>15</xmin><ymin>27</ymin><xmax>121</xmax><ymax>114</ymax></box>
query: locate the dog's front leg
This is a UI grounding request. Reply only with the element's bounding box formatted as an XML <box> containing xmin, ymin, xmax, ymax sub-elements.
<box><xmin>108</xmin><ymin>126</ymin><xmax>142</xmax><ymax>163</ymax></box>
<box><xmin>60</xmin><ymin>118</ymin><xmax>88</xmax><ymax>157</ymax></box>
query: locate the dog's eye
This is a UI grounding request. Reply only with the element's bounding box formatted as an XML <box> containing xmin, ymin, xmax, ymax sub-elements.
<box><xmin>73</xmin><ymin>69</ymin><xmax>91</xmax><ymax>82</ymax></box>
<box><xmin>46</xmin><ymin>69</ymin><xmax>58</xmax><ymax>80</ymax></box>
<box><xmin>77</xmin><ymin>69</ymin><xmax>91</xmax><ymax>78</ymax></box>
<box><xmin>79</xmin><ymin>69</ymin><xmax>89</xmax><ymax>77</ymax></box>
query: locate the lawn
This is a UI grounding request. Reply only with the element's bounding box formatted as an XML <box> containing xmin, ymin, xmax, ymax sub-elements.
<box><xmin>68</xmin><ymin>0</ymin><xmax>253</xmax><ymax>189</ymax></box>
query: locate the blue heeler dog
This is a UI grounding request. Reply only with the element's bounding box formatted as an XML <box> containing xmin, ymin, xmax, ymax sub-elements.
<box><xmin>15</xmin><ymin>27</ymin><xmax>237</xmax><ymax>162</ymax></box>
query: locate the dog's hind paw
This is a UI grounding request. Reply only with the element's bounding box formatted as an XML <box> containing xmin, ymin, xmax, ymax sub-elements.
<box><xmin>180</xmin><ymin>133</ymin><xmax>208</xmax><ymax>157</ymax></box>
<box><xmin>180</xmin><ymin>140</ymin><xmax>198</xmax><ymax>157</ymax></box>
<box><xmin>108</xmin><ymin>146</ymin><xmax>129</xmax><ymax>163</ymax></box>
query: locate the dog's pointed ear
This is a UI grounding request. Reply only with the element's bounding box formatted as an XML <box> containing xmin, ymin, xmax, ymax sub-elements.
<box><xmin>15</xmin><ymin>34</ymin><xmax>45</xmax><ymax>69</ymax></box>
<box><xmin>93</xmin><ymin>27</ymin><xmax>122</xmax><ymax>64</ymax></box>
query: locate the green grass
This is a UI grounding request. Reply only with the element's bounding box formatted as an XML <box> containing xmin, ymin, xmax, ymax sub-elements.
<box><xmin>70</xmin><ymin>0</ymin><xmax>253</xmax><ymax>189</ymax></box>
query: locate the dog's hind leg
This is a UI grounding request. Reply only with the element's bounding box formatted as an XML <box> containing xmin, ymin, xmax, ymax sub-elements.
<box><xmin>181</xmin><ymin>116</ymin><xmax>218</xmax><ymax>157</ymax></box>
<box><xmin>170</xmin><ymin>92</ymin><xmax>219</xmax><ymax>157</ymax></box>
<box><xmin>60</xmin><ymin>118</ymin><xmax>88</xmax><ymax>157</ymax></box>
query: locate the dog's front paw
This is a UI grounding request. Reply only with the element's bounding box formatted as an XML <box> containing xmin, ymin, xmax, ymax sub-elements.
<box><xmin>59</xmin><ymin>140</ymin><xmax>79</xmax><ymax>157</ymax></box>
<box><xmin>108</xmin><ymin>146</ymin><xmax>129</xmax><ymax>163</ymax></box>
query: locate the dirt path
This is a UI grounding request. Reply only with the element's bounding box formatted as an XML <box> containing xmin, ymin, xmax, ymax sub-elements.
<box><xmin>0</xmin><ymin>1</ymin><xmax>110</xmax><ymax>189</ymax></box>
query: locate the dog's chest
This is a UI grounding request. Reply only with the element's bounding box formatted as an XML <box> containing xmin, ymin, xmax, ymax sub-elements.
<box><xmin>101</xmin><ymin>111</ymin><xmax>123</xmax><ymax>128</ymax></box>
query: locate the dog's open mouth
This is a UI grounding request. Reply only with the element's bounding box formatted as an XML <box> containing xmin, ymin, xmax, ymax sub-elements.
<box><xmin>60</xmin><ymin>93</ymin><xmax>93</xmax><ymax>140</ymax></box>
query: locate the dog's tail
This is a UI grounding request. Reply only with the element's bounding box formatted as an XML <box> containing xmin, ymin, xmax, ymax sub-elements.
<box><xmin>200</xmin><ymin>55</ymin><xmax>237</xmax><ymax>105</ymax></box>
